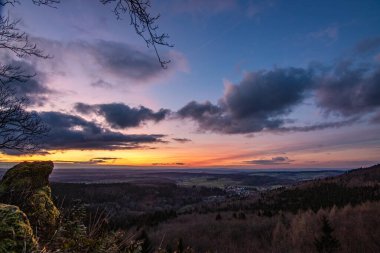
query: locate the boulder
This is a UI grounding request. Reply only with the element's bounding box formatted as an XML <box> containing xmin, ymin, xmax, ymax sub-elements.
<box><xmin>0</xmin><ymin>203</ymin><xmax>38</xmax><ymax>253</ymax></box>
<box><xmin>0</xmin><ymin>161</ymin><xmax>59</xmax><ymax>238</ymax></box>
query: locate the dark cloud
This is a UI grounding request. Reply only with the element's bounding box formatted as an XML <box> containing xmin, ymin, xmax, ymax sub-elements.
<box><xmin>172</xmin><ymin>138</ymin><xmax>192</xmax><ymax>143</ymax></box>
<box><xmin>54</xmin><ymin>157</ymin><xmax>119</xmax><ymax>165</ymax></box>
<box><xmin>177</xmin><ymin>101</ymin><xmax>284</xmax><ymax>134</ymax></box>
<box><xmin>152</xmin><ymin>162</ymin><xmax>186</xmax><ymax>166</ymax></box>
<box><xmin>223</xmin><ymin>68</ymin><xmax>314</xmax><ymax>119</ymax></box>
<box><xmin>33</xmin><ymin>37</ymin><xmax>186</xmax><ymax>84</ymax></box>
<box><xmin>89</xmin><ymin>157</ymin><xmax>119</xmax><ymax>163</ymax></box>
<box><xmin>90</xmin><ymin>157</ymin><xmax>119</xmax><ymax>160</ymax></box>
<box><xmin>74</xmin><ymin>103</ymin><xmax>94</xmax><ymax>114</ymax></box>
<box><xmin>278</xmin><ymin>117</ymin><xmax>359</xmax><ymax>132</ymax></box>
<box><xmin>371</xmin><ymin>112</ymin><xmax>380</xmax><ymax>123</ymax></box>
<box><xmin>244</xmin><ymin>156</ymin><xmax>293</xmax><ymax>165</ymax></box>
<box><xmin>177</xmin><ymin>56</ymin><xmax>380</xmax><ymax>134</ymax></box>
<box><xmin>2</xmin><ymin>59</ymin><xmax>52</xmax><ymax>106</ymax></box>
<box><xmin>90</xmin><ymin>79</ymin><xmax>113</xmax><ymax>88</ymax></box>
<box><xmin>177</xmin><ymin>101</ymin><xmax>222</xmax><ymax>119</ymax></box>
<box><xmin>177</xmin><ymin>68</ymin><xmax>314</xmax><ymax>134</ymax></box>
<box><xmin>36</xmin><ymin>111</ymin><xmax>166</xmax><ymax>151</ymax></box>
<box><xmin>315</xmin><ymin>64</ymin><xmax>380</xmax><ymax>116</ymax></box>
<box><xmin>354</xmin><ymin>37</ymin><xmax>380</xmax><ymax>54</ymax></box>
<box><xmin>74</xmin><ymin>102</ymin><xmax>170</xmax><ymax>129</ymax></box>
<box><xmin>80</xmin><ymin>40</ymin><xmax>163</xmax><ymax>81</ymax></box>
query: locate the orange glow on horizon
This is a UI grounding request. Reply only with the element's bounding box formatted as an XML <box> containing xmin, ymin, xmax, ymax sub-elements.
<box><xmin>0</xmin><ymin>142</ymin><xmax>378</xmax><ymax>169</ymax></box>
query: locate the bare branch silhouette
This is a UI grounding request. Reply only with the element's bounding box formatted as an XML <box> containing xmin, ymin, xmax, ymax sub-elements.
<box><xmin>0</xmin><ymin>84</ymin><xmax>49</xmax><ymax>152</ymax></box>
<box><xmin>100</xmin><ymin>0</ymin><xmax>173</xmax><ymax>68</ymax></box>
<box><xmin>0</xmin><ymin>15</ymin><xmax>48</xmax><ymax>58</ymax></box>
<box><xmin>0</xmin><ymin>3</ymin><xmax>50</xmax><ymax>153</ymax></box>
<box><xmin>0</xmin><ymin>64</ymin><xmax>34</xmax><ymax>85</ymax></box>
<box><xmin>0</xmin><ymin>0</ymin><xmax>60</xmax><ymax>7</ymax></box>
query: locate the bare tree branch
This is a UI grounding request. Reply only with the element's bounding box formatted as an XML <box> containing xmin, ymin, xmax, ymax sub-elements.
<box><xmin>100</xmin><ymin>0</ymin><xmax>172</xmax><ymax>68</ymax></box>
<box><xmin>31</xmin><ymin>0</ymin><xmax>60</xmax><ymax>7</ymax></box>
<box><xmin>0</xmin><ymin>64</ymin><xmax>34</xmax><ymax>85</ymax></box>
<box><xmin>0</xmin><ymin>15</ymin><xmax>48</xmax><ymax>58</ymax></box>
<box><xmin>0</xmin><ymin>83</ymin><xmax>49</xmax><ymax>152</ymax></box>
<box><xmin>0</xmin><ymin>0</ymin><xmax>60</xmax><ymax>7</ymax></box>
<box><xmin>0</xmin><ymin>1</ymin><xmax>51</xmax><ymax>153</ymax></box>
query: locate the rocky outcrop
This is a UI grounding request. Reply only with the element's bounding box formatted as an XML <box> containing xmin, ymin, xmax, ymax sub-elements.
<box><xmin>0</xmin><ymin>203</ymin><xmax>38</xmax><ymax>253</ymax></box>
<box><xmin>0</xmin><ymin>161</ymin><xmax>60</xmax><ymax>238</ymax></box>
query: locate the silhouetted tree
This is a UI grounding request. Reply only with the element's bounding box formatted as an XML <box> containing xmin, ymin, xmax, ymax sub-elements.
<box><xmin>314</xmin><ymin>216</ymin><xmax>340</xmax><ymax>253</ymax></box>
<box><xmin>0</xmin><ymin>84</ymin><xmax>48</xmax><ymax>152</ymax></box>
<box><xmin>176</xmin><ymin>238</ymin><xmax>184</xmax><ymax>253</ymax></box>
<box><xmin>0</xmin><ymin>2</ymin><xmax>51</xmax><ymax>153</ymax></box>
<box><xmin>165</xmin><ymin>244</ymin><xmax>173</xmax><ymax>253</ymax></box>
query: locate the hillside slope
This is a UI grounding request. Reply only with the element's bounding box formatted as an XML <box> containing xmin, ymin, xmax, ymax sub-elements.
<box><xmin>327</xmin><ymin>163</ymin><xmax>380</xmax><ymax>186</ymax></box>
<box><xmin>251</xmin><ymin>163</ymin><xmax>380</xmax><ymax>214</ymax></box>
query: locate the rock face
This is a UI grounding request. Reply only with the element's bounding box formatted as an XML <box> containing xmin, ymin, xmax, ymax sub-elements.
<box><xmin>0</xmin><ymin>203</ymin><xmax>38</xmax><ymax>253</ymax></box>
<box><xmin>0</xmin><ymin>161</ymin><xmax>60</xmax><ymax>237</ymax></box>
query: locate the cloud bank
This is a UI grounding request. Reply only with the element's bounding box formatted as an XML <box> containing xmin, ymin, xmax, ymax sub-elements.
<box><xmin>244</xmin><ymin>156</ymin><xmax>293</xmax><ymax>165</ymax></box>
<box><xmin>34</xmin><ymin>37</ymin><xmax>187</xmax><ymax>84</ymax></box>
<box><xmin>178</xmin><ymin>67</ymin><xmax>315</xmax><ymax>134</ymax></box>
<box><xmin>172</xmin><ymin>138</ymin><xmax>192</xmax><ymax>143</ymax></box>
<box><xmin>74</xmin><ymin>102</ymin><xmax>170</xmax><ymax>129</ymax></box>
<box><xmin>177</xmin><ymin>53</ymin><xmax>380</xmax><ymax>134</ymax></box>
<box><xmin>36</xmin><ymin>111</ymin><xmax>165</xmax><ymax>151</ymax></box>
<box><xmin>0</xmin><ymin>58</ymin><xmax>52</xmax><ymax>106</ymax></box>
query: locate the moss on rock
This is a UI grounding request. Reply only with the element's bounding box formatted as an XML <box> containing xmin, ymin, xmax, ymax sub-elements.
<box><xmin>27</xmin><ymin>187</ymin><xmax>60</xmax><ymax>231</ymax></box>
<box><xmin>0</xmin><ymin>203</ymin><xmax>38</xmax><ymax>253</ymax></box>
<box><xmin>0</xmin><ymin>161</ymin><xmax>53</xmax><ymax>193</ymax></box>
<box><xmin>0</xmin><ymin>161</ymin><xmax>59</xmax><ymax>239</ymax></box>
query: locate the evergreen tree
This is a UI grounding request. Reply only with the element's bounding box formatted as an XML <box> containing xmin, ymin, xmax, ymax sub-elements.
<box><xmin>314</xmin><ymin>216</ymin><xmax>341</xmax><ymax>253</ymax></box>
<box><xmin>165</xmin><ymin>244</ymin><xmax>173</xmax><ymax>253</ymax></box>
<box><xmin>176</xmin><ymin>238</ymin><xmax>184</xmax><ymax>253</ymax></box>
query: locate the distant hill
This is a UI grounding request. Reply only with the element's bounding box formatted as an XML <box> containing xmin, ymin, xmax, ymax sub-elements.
<box><xmin>327</xmin><ymin>163</ymin><xmax>380</xmax><ymax>186</ymax></box>
<box><xmin>235</xmin><ymin>163</ymin><xmax>380</xmax><ymax>215</ymax></box>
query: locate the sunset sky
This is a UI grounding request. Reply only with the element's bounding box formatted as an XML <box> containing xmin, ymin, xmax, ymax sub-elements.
<box><xmin>0</xmin><ymin>0</ymin><xmax>379</xmax><ymax>169</ymax></box>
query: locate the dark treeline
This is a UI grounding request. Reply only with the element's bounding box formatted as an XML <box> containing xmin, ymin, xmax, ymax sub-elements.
<box><xmin>256</xmin><ymin>183</ymin><xmax>380</xmax><ymax>214</ymax></box>
<box><xmin>51</xmin><ymin>182</ymin><xmax>224</xmax><ymax>229</ymax></box>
